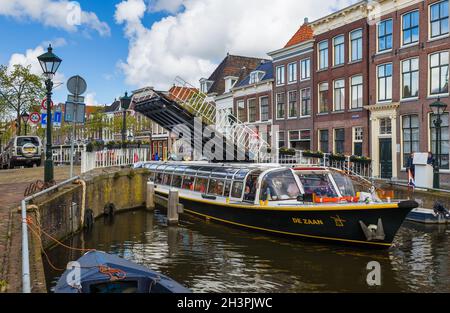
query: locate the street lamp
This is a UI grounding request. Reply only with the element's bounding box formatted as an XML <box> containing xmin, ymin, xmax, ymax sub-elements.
<box><xmin>20</xmin><ymin>112</ymin><xmax>30</xmax><ymax>136</ymax></box>
<box><xmin>430</xmin><ymin>97</ymin><xmax>447</xmax><ymax>189</ymax></box>
<box><xmin>37</xmin><ymin>44</ymin><xmax>62</xmax><ymax>183</ymax></box>
<box><xmin>120</xmin><ymin>92</ymin><xmax>132</xmax><ymax>143</ymax></box>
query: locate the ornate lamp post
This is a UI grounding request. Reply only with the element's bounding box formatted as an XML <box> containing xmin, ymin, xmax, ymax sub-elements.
<box><xmin>430</xmin><ymin>98</ymin><xmax>447</xmax><ymax>189</ymax></box>
<box><xmin>20</xmin><ymin>112</ymin><xmax>30</xmax><ymax>136</ymax></box>
<box><xmin>37</xmin><ymin>45</ymin><xmax>62</xmax><ymax>183</ymax></box>
<box><xmin>120</xmin><ymin>92</ymin><xmax>132</xmax><ymax>143</ymax></box>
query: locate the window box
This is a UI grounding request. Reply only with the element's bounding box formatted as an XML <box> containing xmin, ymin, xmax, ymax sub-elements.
<box><xmin>279</xmin><ymin>147</ymin><xmax>296</xmax><ymax>156</ymax></box>
<box><xmin>329</xmin><ymin>153</ymin><xmax>346</xmax><ymax>161</ymax></box>
<box><xmin>302</xmin><ymin>150</ymin><xmax>324</xmax><ymax>158</ymax></box>
<box><xmin>350</xmin><ymin>155</ymin><xmax>372</xmax><ymax>164</ymax></box>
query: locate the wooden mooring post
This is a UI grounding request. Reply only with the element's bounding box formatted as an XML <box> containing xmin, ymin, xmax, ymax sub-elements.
<box><xmin>146</xmin><ymin>182</ymin><xmax>155</xmax><ymax>210</ymax></box>
<box><xmin>168</xmin><ymin>189</ymin><xmax>179</xmax><ymax>225</ymax></box>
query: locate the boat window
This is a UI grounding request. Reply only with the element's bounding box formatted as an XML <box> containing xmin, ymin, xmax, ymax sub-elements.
<box><xmin>171</xmin><ymin>175</ymin><xmax>183</xmax><ymax>188</ymax></box>
<box><xmin>224</xmin><ymin>180</ymin><xmax>231</xmax><ymax>198</ymax></box>
<box><xmin>195</xmin><ymin>178</ymin><xmax>209</xmax><ymax>193</ymax></box>
<box><xmin>155</xmin><ymin>172</ymin><xmax>164</xmax><ymax>184</ymax></box>
<box><xmin>162</xmin><ymin>174</ymin><xmax>172</xmax><ymax>186</ymax></box>
<box><xmin>208</xmin><ymin>179</ymin><xmax>225</xmax><ymax>196</ymax></box>
<box><xmin>89</xmin><ymin>281</ymin><xmax>138</xmax><ymax>293</ymax></box>
<box><xmin>260</xmin><ymin>169</ymin><xmax>300</xmax><ymax>201</ymax></box>
<box><xmin>149</xmin><ymin>164</ymin><xmax>159</xmax><ymax>170</ymax></box>
<box><xmin>174</xmin><ymin>166</ymin><xmax>188</xmax><ymax>174</ymax></box>
<box><xmin>182</xmin><ymin>176</ymin><xmax>195</xmax><ymax>190</ymax></box>
<box><xmin>296</xmin><ymin>172</ymin><xmax>338</xmax><ymax>198</ymax></box>
<box><xmin>235</xmin><ymin>169</ymin><xmax>250</xmax><ymax>180</ymax></box>
<box><xmin>244</xmin><ymin>174</ymin><xmax>259</xmax><ymax>202</ymax></box>
<box><xmin>231</xmin><ymin>181</ymin><xmax>244</xmax><ymax>199</ymax></box>
<box><xmin>331</xmin><ymin>172</ymin><xmax>355</xmax><ymax>196</ymax></box>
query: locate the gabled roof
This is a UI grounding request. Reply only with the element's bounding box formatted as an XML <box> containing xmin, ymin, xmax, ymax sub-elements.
<box><xmin>104</xmin><ymin>100</ymin><xmax>121</xmax><ymax>113</ymax></box>
<box><xmin>285</xmin><ymin>18</ymin><xmax>314</xmax><ymax>48</ymax></box>
<box><xmin>205</xmin><ymin>54</ymin><xmax>268</xmax><ymax>95</ymax></box>
<box><xmin>235</xmin><ymin>61</ymin><xmax>274</xmax><ymax>88</ymax></box>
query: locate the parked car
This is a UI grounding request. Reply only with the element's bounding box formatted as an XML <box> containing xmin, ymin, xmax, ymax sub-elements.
<box><xmin>0</xmin><ymin>136</ymin><xmax>43</xmax><ymax>169</ymax></box>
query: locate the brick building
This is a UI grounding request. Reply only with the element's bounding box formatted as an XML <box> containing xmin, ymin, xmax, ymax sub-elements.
<box><xmin>366</xmin><ymin>0</ymin><xmax>449</xmax><ymax>180</ymax></box>
<box><xmin>268</xmin><ymin>19</ymin><xmax>315</xmax><ymax>151</ymax></box>
<box><xmin>310</xmin><ymin>2</ymin><xmax>370</xmax><ymax>157</ymax></box>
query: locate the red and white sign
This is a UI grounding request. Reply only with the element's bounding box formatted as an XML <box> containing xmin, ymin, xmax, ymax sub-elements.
<box><xmin>41</xmin><ymin>98</ymin><xmax>54</xmax><ymax>110</ymax></box>
<box><xmin>29</xmin><ymin>112</ymin><xmax>41</xmax><ymax>124</ymax></box>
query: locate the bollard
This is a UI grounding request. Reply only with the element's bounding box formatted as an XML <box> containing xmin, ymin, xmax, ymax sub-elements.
<box><xmin>168</xmin><ymin>189</ymin><xmax>179</xmax><ymax>225</ymax></box>
<box><xmin>146</xmin><ymin>182</ymin><xmax>155</xmax><ymax>211</ymax></box>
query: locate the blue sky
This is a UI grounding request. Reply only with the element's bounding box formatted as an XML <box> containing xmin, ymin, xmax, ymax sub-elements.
<box><xmin>0</xmin><ymin>0</ymin><xmax>168</xmax><ymax>106</ymax></box>
<box><xmin>0</xmin><ymin>0</ymin><xmax>352</xmax><ymax>106</ymax></box>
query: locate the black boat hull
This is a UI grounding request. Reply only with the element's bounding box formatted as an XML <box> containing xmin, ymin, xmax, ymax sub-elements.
<box><xmin>158</xmin><ymin>191</ymin><xmax>417</xmax><ymax>248</ymax></box>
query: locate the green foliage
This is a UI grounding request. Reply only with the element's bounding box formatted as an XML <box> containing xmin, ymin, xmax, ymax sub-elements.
<box><xmin>0</xmin><ymin>64</ymin><xmax>45</xmax><ymax>135</ymax></box>
<box><xmin>302</xmin><ymin>150</ymin><xmax>324</xmax><ymax>158</ymax></box>
<box><xmin>279</xmin><ymin>147</ymin><xmax>296</xmax><ymax>156</ymax></box>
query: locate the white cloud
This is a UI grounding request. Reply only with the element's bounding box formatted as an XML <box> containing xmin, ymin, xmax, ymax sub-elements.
<box><xmin>85</xmin><ymin>92</ymin><xmax>99</xmax><ymax>106</ymax></box>
<box><xmin>8</xmin><ymin>42</ymin><xmax>66</xmax><ymax>89</ymax></box>
<box><xmin>0</xmin><ymin>0</ymin><xmax>110</xmax><ymax>36</ymax></box>
<box><xmin>116</xmin><ymin>0</ymin><xmax>357</xmax><ymax>91</ymax></box>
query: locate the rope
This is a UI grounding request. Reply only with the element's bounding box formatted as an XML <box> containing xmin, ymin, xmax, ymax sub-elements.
<box><xmin>23</xmin><ymin>215</ymin><xmax>127</xmax><ymax>284</ymax></box>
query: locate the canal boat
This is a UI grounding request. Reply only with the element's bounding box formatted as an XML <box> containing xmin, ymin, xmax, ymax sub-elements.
<box><xmin>141</xmin><ymin>162</ymin><xmax>419</xmax><ymax>249</ymax></box>
<box><xmin>55</xmin><ymin>251</ymin><xmax>191</xmax><ymax>293</ymax></box>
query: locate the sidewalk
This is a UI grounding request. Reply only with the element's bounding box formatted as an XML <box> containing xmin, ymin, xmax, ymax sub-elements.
<box><xmin>0</xmin><ymin>166</ymin><xmax>80</xmax><ymax>292</ymax></box>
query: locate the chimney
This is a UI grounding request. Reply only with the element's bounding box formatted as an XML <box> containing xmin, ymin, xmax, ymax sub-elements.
<box><xmin>304</xmin><ymin>17</ymin><xmax>309</xmax><ymax>25</ymax></box>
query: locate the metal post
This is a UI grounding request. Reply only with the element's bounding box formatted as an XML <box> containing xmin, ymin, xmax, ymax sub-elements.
<box><xmin>433</xmin><ymin>116</ymin><xmax>441</xmax><ymax>189</ymax></box>
<box><xmin>21</xmin><ymin>200</ymin><xmax>31</xmax><ymax>293</ymax></box>
<box><xmin>44</xmin><ymin>79</ymin><xmax>54</xmax><ymax>183</ymax></box>
<box><xmin>69</xmin><ymin>104</ymin><xmax>77</xmax><ymax>178</ymax></box>
<box><xmin>122</xmin><ymin>109</ymin><xmax>126</xmax><ymax>143</ymax></box>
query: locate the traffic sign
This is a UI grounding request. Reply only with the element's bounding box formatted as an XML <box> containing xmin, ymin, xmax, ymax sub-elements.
<box><xmin>54</xmin><ymin>111</ymin><xmax>62</xmax><ymax>127</ymax></box>
<box><xmin>41</xmin><ymin>98</ymin><xmax>54</xmax><ymax>110</ymax></box>
<box><xmin>64</xmin><ymin>101</ymin><xmax>86</xmax><ymax>124</ymax></box>
<box><xmin>29</xmin><ymin>112</ymin><xmax>41</xmax><ymax>124</ymax></box>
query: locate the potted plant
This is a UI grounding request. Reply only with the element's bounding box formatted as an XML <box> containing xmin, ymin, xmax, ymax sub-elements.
<box><xmin>350</xmin><ymin>155</ymin><xmax>372</xmax><ymax>164</ymax></box>
<box><xmin>302</xmin><ymin>150</ymin><xmax>324</xmax><ymax>158</ymax></box>
<box><xmin>279</xmin><ymin>147</ymin><xmax>296</xmax><ymax>156</ymax></box>
<box><xmin>329</xmin><ymin>153</ymin><xmax>346</xmax><ymax>161</ymax></box>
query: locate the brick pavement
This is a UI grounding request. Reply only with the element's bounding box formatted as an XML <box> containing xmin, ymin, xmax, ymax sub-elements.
<box><xmin>0</xmin><ymin>166</ymin><xmax>80</xmax><ymax>292</ymax></box>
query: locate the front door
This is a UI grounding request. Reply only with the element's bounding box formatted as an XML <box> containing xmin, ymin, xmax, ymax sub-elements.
<box><xmin>379</xmin><ymin>138</ymin><xmax>392</xmax><ymax>179</ymax></box>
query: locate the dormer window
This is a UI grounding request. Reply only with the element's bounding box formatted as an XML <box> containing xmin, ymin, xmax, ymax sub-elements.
<box><xmin>200</xmin><ymin>78</ymin><xmax>214</xmax><ymax>94</ymax></box>
<box><xmin>224</xmin><ymin>76</ymin><xmax>238</xmax><ymax>93</ymax></box>
<box><xmin>250</xmin><ymin>71</ymin><xmax>265</xmax><ymax>84</ymax></box>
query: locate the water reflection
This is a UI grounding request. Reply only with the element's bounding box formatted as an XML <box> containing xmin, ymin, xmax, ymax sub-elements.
<box><xmin>44</xmin><ymin>210</ymin><xmax>450</xmax><ymax>293</ymax></box>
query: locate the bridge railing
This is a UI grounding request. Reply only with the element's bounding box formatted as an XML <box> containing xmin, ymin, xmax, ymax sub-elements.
<box><xmin>81</xmin><ymin>148</ymin><xmax>150</xmax><ymax>173</ymax></box>
<box><xmin>52</xmin><ymin>145</ymin><xmax>85</xmax><ymax>165</ymax></box>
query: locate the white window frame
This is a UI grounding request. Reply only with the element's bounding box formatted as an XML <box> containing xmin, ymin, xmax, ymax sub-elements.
<box><xmin>276</xmin><ymin>66</ymin><xmax>285</xmax><ymax>86</ymax></box>
<box><xmin>247</xmin><ymin>98</ymin><xmax>257</xmax><ymax>123</ymax></box>
<box><xmin>333</xmin><ymin>79</ymin><xmax>346</xmax><ymax>112</ymax></box>
<box><xmin>349</xmin><ymin>28</ymin><xmax>363</xmax><ymax>62</ymax></box>
<box><xmin>429</xmin><ymin>0</ymin><xmax>449</xmax><ymax>41</ymax></box>
<box><xmin>428</xmin><ymin>50</ymin><xmax>449</xmax><ymax>97</ymax></box>
<box><xmin>350</xmin><ymin>75</ymin><xmax>363</xmax><ymax>109</ymax></box>
<box><xmin>318</xmin><ymin>40</ymin><xmax>329</xmax><ymax>70</ymax></box>
<box><xmin>259</xmin><ymin>96</ymin><xmax>270</xmax><ymax>122</ymax></box>
<box><xmin>318</xmin><ymin>82</ymin><xmax>329</xmax><ymax>114</ymax></box>
<box><xmin>377</xmin><ymin>62</ymin><xmax>393</xmax><ymax>103</ymax></box>
<box><xmin>400</xmin><ymin>57</ymin><xmax>420</xmax><ymax>100</ymax></box>
<box><xmin>276</xmin><ymin>92</ymin><xmax>286</xmax><ymax>120</ymax></box>
<box><xmin>288</xmin><ymin>62</ymin><xmax>298</xmax><ymax>83</ymax></box>
<box><xmin>333</xmin><ymin>35</ymin><xmax>345</xmax><ymax>67</ymax></box>
<box><xmin>300</xmin><ymin>58</ymin><xmax>311</xmax><ymax>81</ymax></box>
<box><xmin>288</xmin><ymin>90</ymin><xmax>298</xmax><ymax>119</ymax></box>
<box><xmin>300</xmin><ymin>88</ymin><xmax>312</xmax><ymax>117</ymax></box>
<box><xmin>401</xmin><ymin>10</ymin><xmax>420</xmax><ymax>47</ymax></box>
<box><xmin>377</xmin><ymin>18</ymin><xmax>393</xmax><ymax>53</ymax></box>
<box><xmin>352</xmin><ymin>127</ymin><xmax>364</xmax><ymax>155</ymax></box>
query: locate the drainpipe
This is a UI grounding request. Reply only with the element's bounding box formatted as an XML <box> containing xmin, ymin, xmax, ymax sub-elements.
<box><xmin>75</xmin><ymin>179</ymin><xmax>87</xmax><ymax>227</ymax></box>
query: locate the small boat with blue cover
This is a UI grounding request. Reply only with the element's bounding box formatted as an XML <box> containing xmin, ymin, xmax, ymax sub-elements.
<box><xmin>55</xmin><ymin>251</ymin><xmax>191</xmax><ymax>293</ymax></box>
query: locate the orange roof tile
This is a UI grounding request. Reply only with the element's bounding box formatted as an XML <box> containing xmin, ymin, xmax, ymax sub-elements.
<box><xmin>284</xmin><ymin>19</ymin><xmax>314</xmax><ymax>48</ymax></box>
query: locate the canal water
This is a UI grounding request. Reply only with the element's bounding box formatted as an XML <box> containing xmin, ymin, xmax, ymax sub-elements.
<box><xmin>44</xmin><ymin>209</ymin><xmax>450</xmax><ymax>293</ymax></box>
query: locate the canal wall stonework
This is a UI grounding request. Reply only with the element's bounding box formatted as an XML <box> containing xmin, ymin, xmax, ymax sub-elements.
<box><xmin>11</xmin><ymin>168</ymin><xmax>150</xmax><ymax>293</ymax></box>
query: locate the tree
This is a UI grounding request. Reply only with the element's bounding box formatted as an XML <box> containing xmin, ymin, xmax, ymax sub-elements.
<box><xmin>0</xmin><ymin>64</ymin><xmax>45</xmax><ymax>136</ymax></box>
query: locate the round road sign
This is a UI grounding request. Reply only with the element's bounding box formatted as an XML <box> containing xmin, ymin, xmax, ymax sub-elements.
<box><xmin>67</xmin><ymin>75</ymin><xmax>87</xmax><ymax>95</ymax></box>
<box><xmin>41</xmin><ymin>98</ymin><xmax>54</xmax><ymax>110</ymax></box>
<box><xmin>29</xmin><ymin>112</ymin><xmax>41</xmax><ymax>124</ymax></box>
